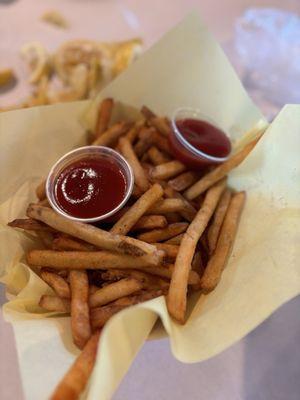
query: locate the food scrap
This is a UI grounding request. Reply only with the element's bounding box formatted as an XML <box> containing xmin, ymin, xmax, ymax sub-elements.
<box><xmin>41</xmin><ymin>10</ymin><xmax>69</xmax><ymax>29</ymax></box>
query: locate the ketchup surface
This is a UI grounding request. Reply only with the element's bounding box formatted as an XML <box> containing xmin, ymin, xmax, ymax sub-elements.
<box><xmin>170</xmin><ymin>118</ymin><xmax>231</xmax><ymax>169</ymax></box>
<box><xmin>54</xmin><ymin>157</ymin><xmax>127</xmax><ymax>219</ymax></box>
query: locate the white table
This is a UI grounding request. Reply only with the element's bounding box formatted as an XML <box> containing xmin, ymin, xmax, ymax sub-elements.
<box><xmin>1</xmin><ymin>1</ymin><xmax>299</xmax><ymax>399</ymax></box>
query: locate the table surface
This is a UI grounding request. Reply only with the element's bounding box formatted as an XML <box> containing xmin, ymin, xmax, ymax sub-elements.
<box><xmin>1</xmin><ymin>1</ymin><xmax>300</xmax><ymax>399</ymax></box>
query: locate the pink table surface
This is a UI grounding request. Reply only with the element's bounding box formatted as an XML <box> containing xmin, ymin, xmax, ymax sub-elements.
<box><xmin>1</xmin><ymin>1</ymin><xmax>300</xmax><ymax>399</ymax></box>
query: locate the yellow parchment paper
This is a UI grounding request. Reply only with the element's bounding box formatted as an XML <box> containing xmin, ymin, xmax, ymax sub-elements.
<box><xmin>0</xmin><ymin>13</ymin><xmax>299</xmax><ymax>400</ymax></box>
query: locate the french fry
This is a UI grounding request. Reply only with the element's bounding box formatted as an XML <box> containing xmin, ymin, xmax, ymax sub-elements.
<box><xmin>168</xmin><ymin>171</ymin><xmax>199</xmax><ymax>192</ymax></box>
<box><xmin>40</xmin><ymin>269</ymin><xmax>71</xmax><ymax>298</ymax></box>
<box><xmin>102</xmin><ymin>269</ymin><xmax>168</xmax><ymax>290</ymax></box>
<box><xmin>164</xmin><ymin>212</ymin><xmax>182</xmax><ymax>223</ymax></box>
<box><xmin>50</xmin><ymin>331</ymin><xmax>101</xmax><ymax>400</ymax></box>
<box><xmin>137</xmin><ymin>222</ymin><xmax>188</xmax><ymax>243</ymax></box>
<box><xmin>125</xmin><ymin>120</ymin><xmax>145</xmax><ymax>143</ymax></box>
<box><xmin>95</xmin><ymin>98</ymin><xmax>114</xmax><ymax>138</ymax></box>
<box><xmin>8</xmin><ymin>218</ymin><xmax>53</xmax><ymax>232</ymax></box>
<box><xmin>27</xmin><ymin>250</ymin><xmax>164</xmax><ymax>270</ymax></box>
<box><xmin>150</xmin><ymin>160</ymin><xmax>186</xmax><ymax>180</ymax></box>
<box><xmin>147</xmin><ymin>198</ymin><xmax>186</xmax><ymax>215</ymax></box>
<box><xmin>134</xmin><ymin>127</ymin><xmax>156</xmax><ymax>157</ymax></box>
<box><xmin>36</xmin><ymin>179</ymin><xmax>46</xmax><ymax>200</ymax></box>
<box><xmin>153</xmin><ymin>243</ymin><xmax>179</xmax><ymax>261</ymax></box>
<box><xmin>147</xmin><ymin>146</ymin><xmax>170</xmax><ymax>165</ymax></box>
<box><xmin>92</xmin><ymin>121</ymin><xmax>131</xmax><ymax>147</ymax></box>
<box><xmin>164</xmin><ymin>185</ymin><xmax>197</xmax><ymax>222</ymax></box>
<box><xmin>114</xmin><ymin>289</ymin><xmax>164</xmax><ymax>306</ymax></box>
<box><xmin>119</xmin><ymin>137</ymin><xmax>150</xmax><ymax>192</ymax></box>
<box><xmin>91</xmin><ymin>290</ymin><xmax>163</xmax><ymax>329</ymax></box>
<box><xmin>52</xmin><ymin>235</ymin><xmax>95</xmax><ymax>252</ymax></box>
<box><xmin>36</xmin><ymin>231</ymin><xmax>55</xmax><ymax>249</ymax></box>
<box><xmin>90</xmin><ymin>304</ymin><xmax>129</xmax><ymax>329</ymax></box>
<box><xmin>89</xmin><ymin>278</ymin><xmax>143</xmax><ymax>307</ymax></box>
<box><xmin>131</xmin><ymin>215</ymin><xmax>168</xmax><ymax>231</ymax></box>
<box><xmin>164</xmin><ymin>233</ymin><xmax>184</xmax><ymax>245</ymax></box>
<box><xmin>200</xmin><ymin>191</ymin><xmax>246</xmax><ymax>293</ymax></box>
<box><xmin>70</xmin><ymin>270</ymin><xmax>91</xmax><ymax>349</ymax></box>
<box><xmin>39</xmin><ymin>295</ymin><xmax>70</xmax><ymax>312</ymax></box>
<box><xmin>131</xmin><ymin>184</ymin><xmax>143</xmax><ymax>199</ymax></box>
<box><xmin>167</xmin><ymin>178</ymin><xmax>227</xmax><ymax>323</ymax></box>
<box><xmin>110</xmin><ymin>183</ymin><xmax>163</xmax><ymax>235</ymax></box>
<box><xmin>184</xmin><ymin>136</ymin><xmax>262</xmax><ymax>200</ymax></box>
<box><xmin>207</xmin><ymin>189</ymin><xmax>232</xmax><ymax>254</ymax></box>
<box><xmin>89</xmin><ymin>285</ymin><xmax>100</xmax><ymax>295</ymax></box>
<box><xmin>141</xmin><ymin>105</ymin><xmax>156</xmax><ymax>120</ymax></box>
<box><xmin>27</xmin><ymin>204</ymin><xmax>157</xmax><ymax>256</ymax></box>
<box><xmin>151</xmin><ymin>131</ymin><xmax>171</xmax><ymax>155</ymax></box>
<box><xmin>148</xmin><ymin>116</ymin><xmax>171</xmax><ymax>137</ymax></box>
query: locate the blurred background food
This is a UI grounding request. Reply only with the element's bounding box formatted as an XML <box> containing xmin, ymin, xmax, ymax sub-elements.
<box><xmin>1</xmin><ymin>37</ymin><xmax>142</xmax><ymax>110</ymax></box>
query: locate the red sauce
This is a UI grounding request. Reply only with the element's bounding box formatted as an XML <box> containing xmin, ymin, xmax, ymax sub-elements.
<box><xmin>170</xmin><ymin>118</ymin><xmax>231</xmax><ymax>169</ymax></box>
<box><xmin>54</xmin><ymin>157</ymin><xmax>127</xmax><ymax>219</ymax></box>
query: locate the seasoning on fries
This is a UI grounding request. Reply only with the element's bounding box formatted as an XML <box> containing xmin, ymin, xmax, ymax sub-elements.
<box><xmin>7</xmin><ymin>97</ymin><xmax>264</xmax><ymax>399</ymax></box>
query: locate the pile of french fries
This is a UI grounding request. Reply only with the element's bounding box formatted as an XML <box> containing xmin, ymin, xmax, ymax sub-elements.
<box><xmin>7</xmin><ymin>98</ymin><xmax>262</xmax><ymax>400</ymax></box>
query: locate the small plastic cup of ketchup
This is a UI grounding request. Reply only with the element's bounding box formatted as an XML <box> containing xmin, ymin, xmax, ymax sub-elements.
<box><xmin>170</xmin><ymin>108</ymin><xmax>232</xmax><ymax>169</ymax></box>
<box><xmin>46</xmin><ymin>146</ymin><xmax>134</xmax><ymax>223</ymax></box>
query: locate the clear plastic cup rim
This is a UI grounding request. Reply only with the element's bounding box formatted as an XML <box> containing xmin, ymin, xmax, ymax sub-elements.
<box><xmin>46</xmin><ymin>146</ymin><xmax>134</xmax><ymax>223</ymax></box>
<box><xmin>171</xmin><ymin>107</ymin><xmax>231</xmax><ymax>163</ymax></box>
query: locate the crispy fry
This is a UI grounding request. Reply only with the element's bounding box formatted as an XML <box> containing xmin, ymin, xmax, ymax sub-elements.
<box><xmin>200</xmin><ymin>191</ymin><xmax>246</xmax><ymax>293</ymax></box>
<box><xmin>131</xmin><ymin>215</ymin><xmax>168</xmax><ymax>231</ymax></box>
<box><xmin>131</xmin><ymin>184</ymin><xmax>143</xmax><ymax>199</ymax></box>
<box><xmin>36</xmin><ymin>231</ymin><xmax>55</xmax><ymax>249</ymax></box>
<box><xmin>164</xmin><ymin>212</ymin><xmax>182</xmax><ymax>223</ymax></box>
<box><xmin>8</xmin><ymin>218</ymin><xmax>53</xmax><ymax>232</ymax></box>
<box><xmin>90</xmin><ymin>290</ymin><xmax>163</xmax><ymax>329</ymax></box>
<box><xmin>168</xmin><ymin>171</ymin><xmax>199</xmax><ymax>192</ymax></box>
<box><xmin>141</xmin><ymin>105</ymin><xmax>156</xmax><ymax>120</ymax></box>
<box><xmin>70</xmin><ymin>270</ymin><xmax>91</xmax><ymax>349</ymax></box>
<box><xmin>95</xmin><ymin>98</ymin><xmax>114</xmax><ymax>138</ymax></box>
<box><xmin>114</xmin><ymin>290</ymin><xmax>165</xmax><ymax>306</ymax></box>
<box><xmin>110</xmin><ymin>183</ymin><xmax>163</xmax><ymax>235</ymax></box>
<box><xmin>151</xmin><ymin>131</ymin><xmax>171</xmax><ymax>155</ymax></box>
<box><xmin>101</xmin><ymin>269</ymin><xmax>168</xmax><ymax>290</ymax></box>
<box><xmin>147</xmin><ymin>198</ymin><xmax>186</xmax><ymax>215</ymax></box>
<box><xmin>150</xmin><ymin>160</ymin><xmax>186</xmax><ymax>180</ymax></box>
<box><xmin>36</xmin><ymin>179</ymin><xmax>46</xmax><ymax>200</ymax></box>
<box><xmin>164</xmin><ymin>185</ymin><xmax>197</xmax><ymax>222</ymax></box>
<box><xmin>207</xmin><ymin>189</ymin><xmax>232</xmax><ymax>254</ymax></box>
<box><xmin>184</xmin><ymin>136</ymin><xmax>262</xmax><ymax>200</ymax></box>
<box><xmin>137</xmin><ymin>222</ymin><xmax>188</xmax><ymax>243</ymax></box>
<box><xmin>27</xmin><ymin>250</ymin><xmax>164</xmax><ymax>270</ymax></box>
<box><xmin>89</xmin><ymin>278</ymin><xmax>143</xmax><ymax>307</ymax></box>
<box><xmin>148</xmin><ymin>117</ymin><xmax>171</xmax><ymax>137</ymax></box>
<box><xmin>134</xmin><ymin>127</ymin><xmax>156</xmax><ymax>157</ymax></box>
<box><xmin>39</xmin><ymin>295</ymin><xmax>70</xmax><ymax>312</ymax></box>
<box><xmin>40</xmin><ymin>269</ymin><xmax>71</xmax><ymax>298</ymax></box>
<box><xmin>125</xmin><ymin>120</ymin><xmax>144</xmax><ymax>143</ymax></box>
<box><xmin>153</xmin><ymin>243</ymin><xmax>179</xmax><ymax>261</ymax></box>
<box><xmin>164</xmin><ymin>233</ymin><xmax>184</xmax><ymax>245</ymax></box>
<box><xmin>119</xmin><ymin>137</ymin><xmax>150</xmax><ymax>192</ymax></box>
<box><xmin>27</xmin><ymin>204</ymin><xmax>156</xmax><ymax>256</ymax></box>
<box><xmin>167</xmin><ymin>179</ymin><xmax>227</xmax><ymax>323</ymax></box>
<box><xmin>147</xmin><ymin>146</ymin><xmax>170</xmax><ymax>165</ymax></box>
<box><xmin>52</xmin><ymin>235</ymin><xmax>95</xmax><ymax>251</ymax></box>
<box><xmin>50</xmin><ymin>331</ymin><xmax>101</xmax><ymax>400</ymax></box>
<box><xmin>92</xmin><ymin>121</ymin><xmax>130</xmax><ymax>147</ymax></box>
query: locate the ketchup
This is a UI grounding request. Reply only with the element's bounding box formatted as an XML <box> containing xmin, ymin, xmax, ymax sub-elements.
<box><xmin>170</xmin><ymin>118</ymin><xmax>231</xmax><ymax>169</ymax></box>
<box><xmin>54</xmin><ymin>157</ymin><xmax>127</xmax><ymax>219</ymax></box>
